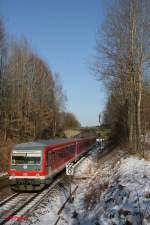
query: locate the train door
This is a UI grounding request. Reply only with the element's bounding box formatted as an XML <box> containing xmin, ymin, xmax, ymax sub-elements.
<box><xmin>46</xmin><ymin>152</ymin><xmax>51</xmax><ymax>175</ymax></box>
<box><xmin>75</xmin><ymin>142</ymin><xmax>80</xmax><ymax>157</ymax></box>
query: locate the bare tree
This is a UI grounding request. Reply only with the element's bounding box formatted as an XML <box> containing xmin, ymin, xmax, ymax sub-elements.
<box><xmin>0</xmin><ymin>20</ymin><xmax>80</xmax><ymax>143</ymax></box>
<box><xmin>59</xmin><ymin>112</ymin><xmax>81</xmax><ymax>131</ymax></box>
<box><xmin>52</xmin><ymin>73</ymin><xmax>67</xmax><ymax>136</ymax></box>
<box><xmin>95</xmin><ymin>0</ymin><xmax>150</xmax><ymax>150</ymax></box>
<box><xmin>0</xmin><ymin>19</ymin><xmax>7</xmax><ymax>142</ymax></box>
<box><xmin>1</xmin><ymin>39</ymin><xmax>55</xmax><ymax>140</ymax></box>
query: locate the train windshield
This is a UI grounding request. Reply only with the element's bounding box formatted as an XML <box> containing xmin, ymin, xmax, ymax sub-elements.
<box><xmin>11</xmin><ymin>151</ymin><xmax>41</xmax><ymax>165</ymax></box>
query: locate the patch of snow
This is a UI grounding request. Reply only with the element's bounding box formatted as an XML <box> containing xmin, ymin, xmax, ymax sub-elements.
<box><xmin>97</xmin><ymin>156</ymin><xmax>150</xmax><ymax>225</ymax></box>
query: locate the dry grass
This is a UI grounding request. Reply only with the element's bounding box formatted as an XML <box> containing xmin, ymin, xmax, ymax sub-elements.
<box><xmin>84</xmin><ymin>182</ymin><xmax>109</xmax><ymax>210</ymax></box>
<box><xmin>0</xmin><ymin>139</ymin><xmax>14</xmax><ymax>172</ymax></box>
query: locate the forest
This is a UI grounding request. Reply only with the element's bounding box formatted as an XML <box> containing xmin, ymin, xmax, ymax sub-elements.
<box><xmin>0</xmin><ymin>19</ymin><xmax>80</xmax><ymax>170</ymax></box>
<box><xmin>95</xmin><ymin>0</ymin><xmax>150</xmax><ymax>152</ymax></box>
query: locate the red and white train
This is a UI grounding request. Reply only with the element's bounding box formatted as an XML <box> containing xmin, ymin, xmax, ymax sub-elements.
<box><xmin>8</xmin><ymin>137</ymin><xmax>96</xmax><ymax>191</ymax></box>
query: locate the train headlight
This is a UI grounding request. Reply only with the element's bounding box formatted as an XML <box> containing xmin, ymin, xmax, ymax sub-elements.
<box><xmin>36</xmin><ymin>173</ymin><xmax>40</xmax><ymax>176</ymax></box>
<box><xmin>23</xmin><ymin>172</ymin><xmax>28</xmax><ymax>176</ymax></box>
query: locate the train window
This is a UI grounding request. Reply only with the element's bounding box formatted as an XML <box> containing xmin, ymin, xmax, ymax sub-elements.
<box><xmin>65</xmin><ymin>145</ymin><xmax>75</xmax><ymax>156</ymax></box>
<box><xmin>59</xmin><ymin>151</ymin><xmax>64</xmax><ymax>158</ymax></box>
<box><xmin>12</xmin><ymin>155</ymin><xmax>41</xmax><ymax>165</ymax></box>
<box><xmin>26</xmin><ymin>156</ymin><xmax>40</xmax><ymax>165</ymax></box>
<box><xmin>50</xmin><ymin>152</ymin><xmax>56</xmax><ymax>163</ymax></box>
<box><xmin>48</xmin><ymin>152</ymin><xmax>51</xmax><ymax>165</ymax></box>
<box><xmin>11</xmin><ymin>151</ymin><xmax>41</xmax><ymax>165</ymax></box>
<box><xmin>12</xmin><ymin>155</ymin><xmax>25</xmax><ymax>164</ymax></box>
<box><xmin>49</xmin><ymin>144</ymin><xmax>75</xmax><ymax>161</ymax></box>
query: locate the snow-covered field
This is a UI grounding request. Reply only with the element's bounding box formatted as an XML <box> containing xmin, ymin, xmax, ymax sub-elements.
<box><xmin>98</xmin><ymin>157</ymin><xmax>150</xmax><ymax>225</ymax></box>
<box><xmin>22</xmin><ymin>148</ymin><xmax>150</xmax><ymax>225</ymax></box>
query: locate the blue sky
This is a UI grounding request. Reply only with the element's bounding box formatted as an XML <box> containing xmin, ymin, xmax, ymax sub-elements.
<box><xmin>0</xmin><ymin>0</ymin><xmax>108</xmax><ymax>126</ymax></box>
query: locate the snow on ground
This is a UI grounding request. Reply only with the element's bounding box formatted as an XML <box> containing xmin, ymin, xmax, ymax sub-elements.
<box><xmin>97</xmin><ymin>156</ymin><xmax>150</xmax><ymax>225</ymax></box>
<box><xmin>21</xmin><ymin>147</ymin><xmax>119</xmax><ymax>225</ymax></box>
<box><xmin>22</xmin><ymin>148</ymin><xmax>150</xmax><ymax>225</ymax></box>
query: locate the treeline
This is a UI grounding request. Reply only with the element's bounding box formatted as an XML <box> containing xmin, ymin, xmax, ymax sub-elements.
<box><xmin>0</xmin><ymin>19</ymin><xmax>80</xmax><ymax>142</ymax></box>
<box><xmin>95</xmin><ymin>0</ymin><xmax>150</xmax><ymax>151</ymax></box>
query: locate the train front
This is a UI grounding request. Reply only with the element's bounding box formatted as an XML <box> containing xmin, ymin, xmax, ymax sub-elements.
<box><xmin>8</xmin><ymin>145</ymin><xmax>46</xmax><ymax>191</ymax></box>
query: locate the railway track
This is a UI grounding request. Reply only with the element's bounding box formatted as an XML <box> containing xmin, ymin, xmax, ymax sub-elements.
<box><xmin>0</xmin><ymin>192</ymin><xmax>39</xmax><ymax>225</ymax></box>
<box><xmin>0</xmin><ymin>193</ymin><xmax>19</xmax><ymax>207</ymax></box>
<box><xmin>0</xmin><ymin>145</ymin><xmax>98</xmax><ymax>225</ymax></box>
<box><xmin>0</xmin><ymin>177</ymin><xmax>61</xmax><ymax>225</ymax></box>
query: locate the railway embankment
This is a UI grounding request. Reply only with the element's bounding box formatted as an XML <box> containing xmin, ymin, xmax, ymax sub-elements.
<box><xmin>69</xmin><ymin>147</ymin><xmax>150</xmax><ymax>225</ymax></box>
<box><xmin>0</xmin><ymin>175</ymin><xmax>13</xmax><ymax>202</ymax></box>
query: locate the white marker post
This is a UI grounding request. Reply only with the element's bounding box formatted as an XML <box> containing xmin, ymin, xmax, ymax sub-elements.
<box><xmin>66</xmin><ymin>162</ymin><xmax>74</xmax><ymax>202</ymax></box>
<box><xmin>66</xmin><ymin>162</ymin><xmax>74</xmax><ymax>176</ymax></box>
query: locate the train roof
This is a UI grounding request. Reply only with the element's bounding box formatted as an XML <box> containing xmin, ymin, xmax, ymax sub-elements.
<box><xmin>13</xmin><ymin>138</ymin><xmax>78</xmax><ymax>150</ymax></box>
